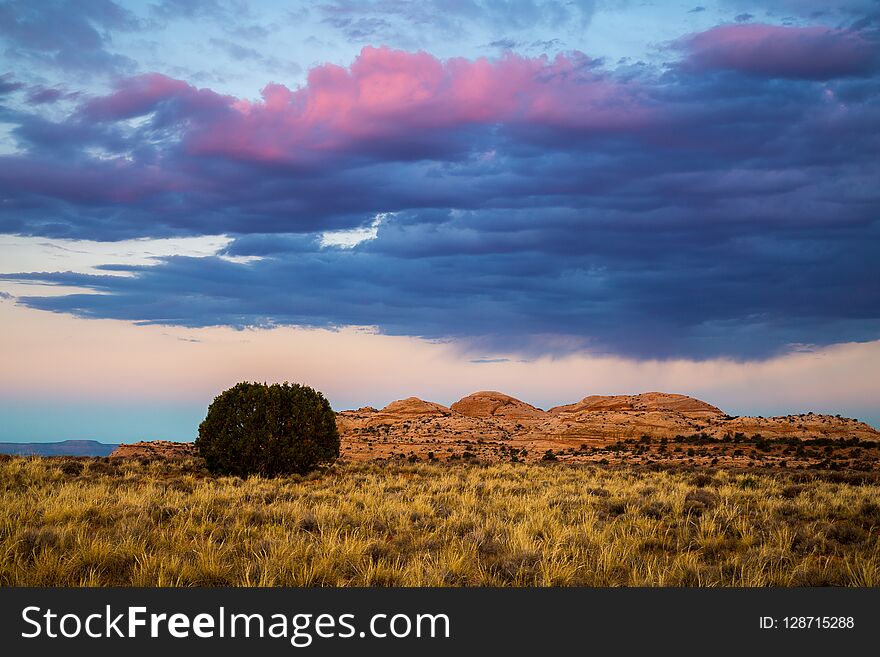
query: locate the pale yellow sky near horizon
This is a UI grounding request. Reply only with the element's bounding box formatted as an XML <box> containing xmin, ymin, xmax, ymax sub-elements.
<box><xmin>2</xmin><ymin>297</ymin><xmax>878</xmax><ymax>426</ymax></box>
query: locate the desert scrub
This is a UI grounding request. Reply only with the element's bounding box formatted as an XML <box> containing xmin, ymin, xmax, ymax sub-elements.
<box><xmin>0</xmin><ymin>457</ymin><xmax>878</xmax><ymax>586</ymax></box>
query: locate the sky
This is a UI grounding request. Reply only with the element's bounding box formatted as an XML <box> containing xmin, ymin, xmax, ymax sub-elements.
<box><xmin>0</xmin><ymin>0</ymin><xmax>878</xmax><ymax>441</ymax></box>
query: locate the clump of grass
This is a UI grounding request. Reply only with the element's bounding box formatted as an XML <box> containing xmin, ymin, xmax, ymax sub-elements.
<box><xmin>0</xmin><ymin>457</ymin><xmax>878</xmax><ymax>586</ymax></box>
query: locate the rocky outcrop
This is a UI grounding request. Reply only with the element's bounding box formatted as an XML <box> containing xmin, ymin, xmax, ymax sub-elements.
<box><xmin>379</xmin><ymin>397</ymin><xmax>452</xmax><ymax>417</ymax></box>
<box><xmin>110</xmin><ymin>441</ymin><xmax>196</xmax><ymax>459</ymax></box>
<box><xmin>703</xmin><ymin>413</ymin><xmax>879</xmax><ymax>441</ymax></box>
<box><xmin>451</xmin><ymin>391</ymin><xmax>546</xmax><ymax>419</ymax></box>
<box><xmin>549</xmin><ymin>392</ymin><xmax>724</xmax><ymax>417</ymax></box>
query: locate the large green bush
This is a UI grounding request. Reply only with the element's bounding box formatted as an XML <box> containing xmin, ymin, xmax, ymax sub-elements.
<box><xmin>196</xmin><ymin>381</ymin><xmax>339</xmax><ymax>477</ymax></box>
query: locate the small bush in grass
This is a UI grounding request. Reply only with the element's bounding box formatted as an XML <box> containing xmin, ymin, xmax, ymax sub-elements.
<box><xmin>298</xmin><ymin>512</ymin><xmax>320</xmax><ymax>533</ymax></box>
<box><xmin>642</xmin><ymin>501</ymin><xmax>672</xmax><ymax>519</ymax></box>
<box><xmin>196</xmin><ymin>381</ymin><xmax>339</xmax><ymax>477</ymax></box>
<box><xmin>690</xmin><ymin>473</ymin><xmax>715</xmax><ymax>488</ymax></box>
<box><xmin>59</xmin><ymin>461</ymin><xmax>84</xmax><ymax>476</ymax></box>
<box><xmin>738</xmin><ymin>475</ymin><xmax>760</xmax><ymax>490</ymax></box>
<box><xmin>684</xmin><ymin>489</ymin><xmax>720</xmax><ymax>515</ymax></box>
<box><xmin>585</xmin><ymin>486</ymin><xmax>610</xmax><ymax>498</ymax></box>
<box><xmin>781</xmin><ymin>484</ymin><xmax>805</xmax><ymax>499</ymax></box>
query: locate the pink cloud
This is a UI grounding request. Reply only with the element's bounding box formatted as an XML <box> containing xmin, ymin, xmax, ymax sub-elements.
<box><xmin>181</xmin><ymin>46</ymin><xmax>652</xmax><ymax>163</ymax></box>
<box><xmin>679</xmin><ymin>23</ymin><xmax>877</xmax><ymax>80</ymax></box>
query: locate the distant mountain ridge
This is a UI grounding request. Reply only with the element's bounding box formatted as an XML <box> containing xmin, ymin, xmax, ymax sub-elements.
<box><xmin>0</xmin><ymin>440</ymin><xmax>119</xmax><ymax>457</ymax></box>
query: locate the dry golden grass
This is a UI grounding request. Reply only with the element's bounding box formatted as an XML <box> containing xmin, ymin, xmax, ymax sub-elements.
<box><xmin>1</xmin><ymin>456</ymin><xmax>878</xmax><ymax>586</ymax></box>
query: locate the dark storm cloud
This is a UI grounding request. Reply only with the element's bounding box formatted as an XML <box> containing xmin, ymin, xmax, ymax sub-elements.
<box><xmin>8</xmin><ymin>208</ymin><xmax>879</xmax><ymax>359</ymax></box>
<box><xmin>1</xmin><ymin>24</ymin><xmax>879</xmax><ymax>359</ymax></box>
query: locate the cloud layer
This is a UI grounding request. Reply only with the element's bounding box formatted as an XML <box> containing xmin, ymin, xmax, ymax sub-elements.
<box><xmin>679</xmin><ymin>23</ymin><xmax>878</xmax><ymax>79</ymax></box>
<box><xmin>2</xmin><ymin>19</ymin><xmax>879</xmax><ymax>360</ymax></box>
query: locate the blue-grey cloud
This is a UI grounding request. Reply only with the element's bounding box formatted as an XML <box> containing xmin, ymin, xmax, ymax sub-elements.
<box><xmin>1</xmin><ymin>20</ymin><xmax>878</xmax><ymax>360</ymax></box>
<box><xmin>0</xmin><ymin>73</ymin><xmax>24</xmax><ymax>94</ymax></box>
<box><xmin>319</xmin><ymin>0</ymin><xmax>595</xmax><ymax>44</ymax></box>
<box><xmin>7</xmin><ymin>197</ymin><xmax>879</xmax><ymax>359</ymax></box>
<box><xmin>0</xmin><ymin>0</ymin><xmax>139</xmax><ymax>74</ymax></box>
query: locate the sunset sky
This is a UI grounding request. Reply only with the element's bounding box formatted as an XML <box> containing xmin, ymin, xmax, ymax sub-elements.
<box><xmin>1</xmin><ymin>0</ymin><xmax>878</xmax><ymax>441</ymax></box>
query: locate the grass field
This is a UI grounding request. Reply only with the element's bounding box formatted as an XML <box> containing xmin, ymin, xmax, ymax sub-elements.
<box><xmin>1</xmin><ymin>456</ymin><xmax>879</xmax><ymax>586</ymax></box>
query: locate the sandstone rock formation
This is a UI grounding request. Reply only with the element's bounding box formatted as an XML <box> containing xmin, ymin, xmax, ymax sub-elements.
<box><xmin>380</xmin><ymin>397</ymin><xmax>452</xmax><ymax>417</ymax></box>
<box><xmin>333</xmin><ymin>391</ymin><xmax>880</xmax><ymax>463</ymax></box>
<box><xmin>451</xmin><ymin>390</ymin><xmax>546</xmax><ymax>418</ymax></box>
<box><xmin>549</xmin><ymin>392</ymin><xmax>723</xmax><ymax>417</ymax></box>
<box><xmin>110</xmin><ymin>441</ymin><xmax>196</xmax><ymax>459</ymax></box>
<box><xmin>704</xmin><ymin>413</ymin><xmax>878</xmax><ymax>441</ymax></box>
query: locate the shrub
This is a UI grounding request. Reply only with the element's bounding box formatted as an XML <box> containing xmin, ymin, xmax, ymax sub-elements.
<box><xmin>689</xmin><ymin>473</ymin><xmax>715</xmax><ymax>488</ymax></box>
<box><xmin>196</xmin><ymin>381</ymin><xmax>339</xmax><ymax>477</ymax></box>
<box><xmin>59</xmin><ymin>461</ymin><xmax>84</xmax><ymax>476</ymax></box>
<box><xmin>683</xmin><ymin>489</ymin><xmax>720</xmax><ymax>515</ymax></box>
